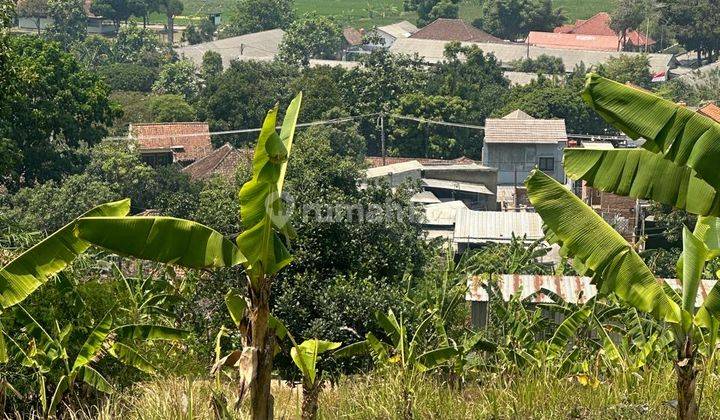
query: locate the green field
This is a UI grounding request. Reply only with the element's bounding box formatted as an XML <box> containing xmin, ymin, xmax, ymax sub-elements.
<box><xmin>174</xmin><ymin>0</ymin><xmax>610</xmax><ymax>28</ymax></box>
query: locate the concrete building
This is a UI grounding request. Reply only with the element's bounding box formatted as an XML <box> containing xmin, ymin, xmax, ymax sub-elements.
<box><xmin>373</xmin><ymin>20</ymin><xmax>418</xmax><ymax>47</ymax></box>
<box><xmin>482</xmin><ymin>110</ymin><xmax>567</xmax><ymax>185</ymax></box>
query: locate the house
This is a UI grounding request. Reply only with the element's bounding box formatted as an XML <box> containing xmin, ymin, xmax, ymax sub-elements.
<box><xmin>175</xmin><ymin>29</ymin><xmax>285</xmax><ymax>68</ymax></box>
<box><xmin>409</xmin><ymin>18</ymin><xmax>504</xmax><ymax>43</ymax></box>
<box><xmin>698</xmin><ymin>103</ymin><xmax>720</xmax><ymax>123</ymax></box>
<box><xmin>389</xmin><ymin>38</ymin><xmax>676</xmax><ymax>75</ymax></box>
<box><xmin>482</xmin><ymin>110</ymin><xmax>567</xmax><ymax>185</ymax></box>
<box><xmin>423</xmin><ymin>200</ymin><xmax>468</xmax><ymax>244</ymax></box>
<box><xmin>553</xmin><ymin>12</ymin><xmax>655</xmax><ymax>51</ymax></box>
<box><xmin>365</xmin><ymin>158</ymin><xmax>498</xmax><ymax>210</ymax></box>
<box><xmin>466</xmin><ymin>275</ymin><xmax>716</xmax><ymax>328</ymax></box>
<box><xmin>16</xmin><ymin>0</ymin><xmax>115</xmax><ymax>35</ymax></box>
<box><xmin>527</xmin><ymin>31</ymin><xmax>620</xmax><ymax>52</ymax></box>
<box><xmin>182</xmin><ymin>143</ymin><xmax>252</xmax><ymax>180</ymax></box>
<box><xmin>373</xmin><ymin>20</ymin><xmax>418</xmax><ymax>47</ymax></box>
<box><xmin>453</xmin><ymin>208</ymin><xmax>544</xmax><ymax>253</ymax></box>
<box><xmin>129</xmin><ymin>122</ymin><xmax>213</xmax><ymax>167</ymax></box>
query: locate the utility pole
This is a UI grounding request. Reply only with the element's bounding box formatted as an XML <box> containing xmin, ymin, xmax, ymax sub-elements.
<box><xmin>380</xmin><ymin>112</ymin><xmax>386</xmax><ymax>165</ymax></box>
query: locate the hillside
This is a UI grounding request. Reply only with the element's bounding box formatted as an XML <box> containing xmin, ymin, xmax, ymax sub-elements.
<box><xmin>173</xmin><ymin>0</ymin><xmax>609</xmax><ymax>28</ymax></box>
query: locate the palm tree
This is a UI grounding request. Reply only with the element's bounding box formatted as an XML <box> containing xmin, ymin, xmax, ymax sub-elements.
<box><xmin>526</xmin><ymin>74</ymin><xmax>720</xmax><ymax>420</ymax></box>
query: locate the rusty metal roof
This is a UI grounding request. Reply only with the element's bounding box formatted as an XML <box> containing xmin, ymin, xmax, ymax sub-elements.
<box><xmin>453</xmin><ymin>209</ymin><xmax>544</xmax><ymax>243</ymax></box>
<box><xmin>466</xmin><ymin>274</ymin><xmax>717</xmax><ymax>307</ymax></box>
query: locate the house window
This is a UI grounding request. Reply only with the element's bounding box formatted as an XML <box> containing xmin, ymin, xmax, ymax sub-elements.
<box><xmin>538</xmin><ymin>157</ymin><xmax>554</xmax><ymax>172</ymax></box>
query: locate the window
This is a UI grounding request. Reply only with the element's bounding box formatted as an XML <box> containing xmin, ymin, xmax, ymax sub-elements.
<box><xmin>538</xmin><ymin>157</ymin><xmax>554</xmax><ymax>172</ymax></box>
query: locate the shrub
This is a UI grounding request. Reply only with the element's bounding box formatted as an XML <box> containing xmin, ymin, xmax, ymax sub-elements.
<box><xmin>98</xmin><ymin>63</ymin><xmax>158</xmax><ymax>92</ymax></box>
<box><xmin>148</xmin><ymin>94</ymin><xmax>196</xmax><ymax>122</ymax></box>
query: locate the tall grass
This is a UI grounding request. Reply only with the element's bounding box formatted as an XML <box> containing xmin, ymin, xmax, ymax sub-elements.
<box><xmin>62</xmin><ymin>368</ymin><xmax>720</xmax><ymax>419</ymax></box>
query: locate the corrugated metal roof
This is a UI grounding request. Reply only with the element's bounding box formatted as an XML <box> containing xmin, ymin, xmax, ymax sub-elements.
<box><xmin>377</xmin><ymin>20</ymin><xmax>418</xmax><ymax>39</ymax></box>
<box><xmin>466</xmin><ymin>274</ymin><xmax>717</xmax><ymax>307</ymax></box>
<box><xmin>389</xmin><ymin>37</ymin><xmax>674</xmax><ymax>73</ymax></box>
<box><xmin>176</xmin><ymin>29</ymin><xmax>284</xmax><ymax>67</ymax></box>
<box><xmin>424</xmin><ymin>200</ymin><xmax>467</xmax><ymax>226</ymax></box>
<box><xmin>411</xmin><ymin>191</ymin><xmax>442</xmax><ymax>204</ymax></box>
<box><xmin>485</xmin><ymin>110</ymin><xmax>567</xmax><ymax>144</ymax></box>
<box><xmin>366</xmin><ymin>160</ymin><xmax>423</xmax><ymax>178</ymax></box>
<box><xmin>504</xmin><ymin>71</ymin><xmax>539</xmax><ymax>86</ymax></box>
<box><xmin>422</xmin><ymin>178</ymin><xmax>494</xmax><ymax>195</ymax></box>
<box><xmin>453</xmin><ymin>209</ymin><xmax>543</xmax><ymax>243</ymax></box>
<box><xmin>581</xmin><ymin>142</ymin><xmax>614</xmax><ymax>149</ymax></box>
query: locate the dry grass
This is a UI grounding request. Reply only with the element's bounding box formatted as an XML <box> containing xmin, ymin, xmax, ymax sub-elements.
<box><xmin>58</xmin><ymin>367</ymin><xmax>720</xmax><ymax>419</ymax></box>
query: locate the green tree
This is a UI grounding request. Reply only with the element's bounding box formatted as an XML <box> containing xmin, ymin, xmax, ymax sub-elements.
<box><xmin>498</xmin><ymin>76</ymin><xmax>608</xmax><ymax>135</ymax></box>
<box><xmin>403</xmin><ymin>0</ymin><xmax>459</xmax><ymax>27</ymax></box>
<box><xmin>183</xmin><ymin>19</ymin><xmax>215</xmax><ymax>44</ymax></box>
<box><xmin>201</xmin><ymin>50</ymin><xmax>223</xmax><ymax>78</ymax></box>
<box><xmin>475</xmin><ymin>0</ymin><xmax>564</xmax><ymax>40</ymax></box>
<box><xmin>390</xmin><ymin>93</ymin><xmax>481</xmax><ymax>159</ymax></box>
<box><xmin>113</xmin><ymin>23</ymin><xmax>172</xmax><ymax>67</ymax></box>
<box><xmin>662</xmin><ymin>0</ymin><xmax>720</xmax><ymax>64</ymax></box>
<box><xmin>610</xmin><ymin>0</ymin><xmax>651</xmax><ymax>50</ymax></box>
<box><xmin>156</xmin><ymin>0</ymin><xmax>183</xmax><ymax>45</ymax></box>
<box><xmin>98</xmin><ymin>63</ymin><xmax>158</xmax><ymax>91</ymax></box>
<box><xmin>91</xmin><ymin>0</ymin><xmax>133</xmax><ymax>30</ymax></box>
<box><xmin>221</xmin><ymin>0</ymin><xmax>294</xmax><ymax>38</ymax></box>
<box><xmin>152</xmin><ymin>59</ymin><xmax>198</xmax><ymax>100</ymax></box>
<box><xmin>296</xmin><ymin>109</ymin><xmax>366</xmax><ymax>158</ymax></box>
<box><xmin>197</xmin><ymin>60</ymin><xmax>298</xmax><ymax>145</ymax></box>
<box><xmin>277</xmin><ymin>14</ymin><xmax>343</xmax><ymax>65</ymax></box>
<box><xmin>45</xmin><ymin>0</ymin><xmax>87</xmax><ymax>44</ymax></box>
<box><xmin>72</xmin><ymin>34</ymin><xmax>114</xmax><ymax>68</ymax></box>
<box><xmin>148</xmin><ymin>94</ymin><xmax>195</xmax><ymax>122</ymax></box>
<box><xmin>0</xmin><ymin>35</ymin><xmax>115</xmax><ymax>188</ymax></box>
<box><xmin>596</xmin><ymin>54</ymin><xmax>652</xmax><ymax>88</ymax></box>
<box><xmin>288</xmin><ymin>65</ymin><xmax>346</xmax><ymax>122</ymax></box>
<box><xmin>512</xmin><ymin>54</ymin><xmax>565</xmax><ymax>74</ymax></box>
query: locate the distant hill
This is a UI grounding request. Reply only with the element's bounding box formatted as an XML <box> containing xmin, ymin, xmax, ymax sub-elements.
<box><xmin>170</xmin><ymin>0</ymin><xmax>608</xmax><ymax>29</ymax></box>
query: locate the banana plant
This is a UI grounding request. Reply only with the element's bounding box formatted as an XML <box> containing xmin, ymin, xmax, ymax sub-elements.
<box><xmin>74</xmin><ymin>94</ymin><xmax>302</xmax><ymax>420</ymax></box>
<box><xmin>289</xmin><ymin>338</ymin><xmax>341</xmax><ymax>420</ymax></box>
<box><xmin>526</xmin><ymin>169</ymin><xmax>720</xmax><ymax>420</ymax></box>
<box><xmin>112</xmin><ymin>264</ymin><xmax>184</xmax><ymax>323</ymax></box>
<box><xmin>5</xmin><ymin>306</ymin><xmax>187</xmax><ymax>417</ymax></box>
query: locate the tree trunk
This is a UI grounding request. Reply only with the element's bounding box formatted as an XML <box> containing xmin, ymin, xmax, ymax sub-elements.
<box><xmin>676</xmin><ymin>337</ymin><xmax>698</xmax><ymax>420</ymax></box>
<box><xmin>167</xmin><ymin>15</ymin><xmax>174</xmax><ymax>45</ymax></box>
<box><xmin>697</xmin><ymin>50</ymin><xmax>702</xmax><ymax>66</ymax></box>
<box><xmin>249</xmin><ymin>280</ymin><xmax>274</xmax><ymax>420</ymax></box>
<box><xmin>301</xmin><ymin>379</ymin><xmax>321</xmax><ymax>420</ymax></box>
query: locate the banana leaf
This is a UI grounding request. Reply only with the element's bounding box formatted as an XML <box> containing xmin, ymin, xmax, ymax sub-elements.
<box><xmin>109</xmin><ymin>342</ymin><xmax>155</xmax><ymax>374</ymax></box>
<box><xmin>290</xmin><ymin>339</ymin><xmax>341</xmax><ymax>384</ymax></box>
<box><xmin>581</xmin><ymin>74</ymin><xmax>720</xmax><ymax>190</ymax></box>
<box><xmin>79</xmin><ymin>365</ymin><xmax>113</xmax><ymax>393</ymax></box>
<box><xmin>72</xmin><ymin>311</ymin><xmax>113</xmax><ymax>371</ymax></box>
<box><xmin>564</xmin><ymin>148</ymin><xmax>720</xmax><ymax>216</ymax></box>
<box><xmin>525</xmin><ymin>169</ymin><xmax>680</xmax><ymax>323</ymax></box>
<box><xmin>75</xmin><ymin>216</ymin><xmax>245</xmax><ymax>268</ymax></box>
<box><xmin>113</xmin><ymin>324</ymin><xmax>189</xmax><ymax>341</ymax></box>
<box><xmin>0</xmin><ymin>199</ymin><xmax>130</xmax><ymax>308</ymax></box>
<box><xmin>548</xmin><ymin>306</ymin><xmax>592</xmax><ymax>357</ymax></box>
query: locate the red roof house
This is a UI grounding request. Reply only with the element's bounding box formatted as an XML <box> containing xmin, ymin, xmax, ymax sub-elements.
<box><xmin>553</xmin><ymin>12</ymin><xmax>654</xmax><ymax>49</ymax></box>
<box><xmin>527</xmin><ymin>31</ymin><xmax>619</xmax><ymax>51</ymax></box>
<box><xmin>130</xmin><ymin>122</ymin><xmax>213</xmax><ymax>165</ymax></box>
<box><xmin>698</xmin><ymin>103</ymin><xmax>720</xmax><ymax>123</ymax></box>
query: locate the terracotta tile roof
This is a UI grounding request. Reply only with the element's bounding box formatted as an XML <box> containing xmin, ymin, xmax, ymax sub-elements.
<box><xmin>343</xmin><ymin>27</ymin><xmax>363</xmax><ymax>46</ymax></box>
<box><xmin>527</xmin><ymin>31</ymin><xmax>619</xmax><ymax>51</ymax></box>
<box><xmin>130</xmin><ymin>122</ymin><xmax>213</xmax><ymax>163</ymax></box>
<box><xmin>366</xmin><ymin>155</ymin><xmax>477</xmax><ymax>168</ymax></box>
<box><xmin>410</xmin><ymin>18</ymin><xmax>505</xmax><ymax>43</ymax></box>
<box><xmin>484</xmin><ymin>110</ymin><xmax>567</xmax><ymax>144</ymax></box>
<box><xmin>182</xmin><ymin>143</ymin><xmax>253</xmax><ymax>180</ymax></box>
<box><xmin>552</xmin><ymin>12</ymin><xmax>654</xmax><ymax>48</ymax></box>
<box><xmin>698</xmin><ymin>103</ymin><xmax>720</xmax><ymax>123</ymax></box>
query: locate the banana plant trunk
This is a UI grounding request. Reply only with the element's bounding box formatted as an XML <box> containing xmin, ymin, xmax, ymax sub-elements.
<box><xmin>676</xmin><ymin>338</ymin><xmax>698</xmax><ymax>420</ymax></box>
<box><xmin>301</xmin><ymin>378</ymin><xmax>321</xmax><ymax>420</ymax></box>
<box><xmin>249</xmin><ymin>281</ymin><xmax>274</xmax><ymax>420</ymax></box>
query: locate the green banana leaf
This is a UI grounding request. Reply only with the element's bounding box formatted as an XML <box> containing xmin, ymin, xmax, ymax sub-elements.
<box><xmin>680</xmin><ymin>227</ymin><xmax>707</xmax><ymax>314</ymax></box>
<box><xmin>48</xmin><ymin>375</ymin><xmax>68</xmax><ymax>415</ymax></box>
<box><xmin>113</xmin><ymin>324</ymin><xmax>189</xmax><ymax>341</ymax></box>
<box><xmin>108</xmin><ymin>342</ymin><xmax>155</xmax><ymax>374</ymax></box>
<box><xmin>548</xmin><ymin>306</ymin><xmax>592</xmax><ymax>357</ymax></box>
<box><xmin>225</xmin><ymin>290</ymin><xmax>248</xmax><ymax>328</ymax></box>
<box><xmin>581</xmin><ymin>74</ymin><xmax>720</xmax><ymax>190</ymax></box>
<box><xmin>525</xmin><ymin>169</ymin><xmax>680</xmax><ymax>322</ymax></box>
<box><xmin>237</xmin><ymin>93</ymin><xmax>302</xmax><ymax>276</ymax></box>
<box><xmin>0</xmin><ymin>322</ymin><xmax>7</xmax><ymax>364</ymax></box>
<box><xmin>564</xmin><ymin>148</ymin><xmax>720</xmax><ymax>216</ymax></box>
<box><xmin>79</xmin><ymin>365</ymin><xmax>113</xmax><ymax>393</ymax></box>
<box><xmin>416</xmin><ymin>346</ymin><xmax>458</xmax><ymax>371</ymax></box>
<box><xmin>72</xmin><ymin>311</ymin><xmax>113</xmax><ymax>371</ymax></box>
<box><xmin>290</xmin><ymin>339</ymin><xmax>341</xmax><ymax>384</ymax></box>
<box><xmin>0</xmin><ymin>199</ymin><xmax>130</xmax><ymax>308</ymax></box>
<box><xmin>75</xmin><ymin>216</ymin><xmax>245</xmax><ymax>268</ymax></box>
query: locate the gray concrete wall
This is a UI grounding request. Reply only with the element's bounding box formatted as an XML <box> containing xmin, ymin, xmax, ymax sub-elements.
<box><xmin>482</xmin><ymin>141</ymin><xmax>566</xmax><ymax>185</ymax></box>
<box><xmin>421</xmin><ymin>167</ymin><xmax>498</xmax><ymax>194</ymax></box>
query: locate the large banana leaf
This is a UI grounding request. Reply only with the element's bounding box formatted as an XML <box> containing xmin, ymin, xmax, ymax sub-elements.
<box><xmin>581</xmin><ymin>74</ymin><xmax>720</xmax><ymax>190</ymax></box>
<box><xmin>113</xmin><ymin>324</ymin><xmax>189</xmax><ymax>341</ymax></box>
<box><xmin>75</xmin><ymin>217</ymin><xmax>245</xmax><ymax>268</ymax></box>
<box><xmin>290</xmin><ymin>339</ymin><xmax>341</xmax><ymax>384</ymax></box>
<box><xmin>525</xmin><ymin>170</ymin><xmax>680</xmax><ymax>322</ymax></box>
<box><xmin>108</xmin><ymin>342</ymin><xmax>155</xmax><ymax>374</ymax></box>
<box><xmin>680</xmin><ymin>227</ymin><xmax>707</xmax><ymax>314</ymax></box>
<box><xmin>548</xmin><ymin>306</ymin><xmax>592</xmax><ymax>357</ymax></box>
<box><xmin>237</xmin><ymin>93</ymin><xmax>302</xmax><ymax>276</ymax></box>
<box><xmin>564</xmin><ymin>148</ymin><xmax>720</xmax><ymax>216</ymax></box>
<box><xmin>72</xmin><ymin>311</ymin><xmax>113</xmax><ymax>371</ymax></box>
<box><xmin>0</xmin><ymin>199</ymin><xmax>130</xmax><ymax>308</ymax></box>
